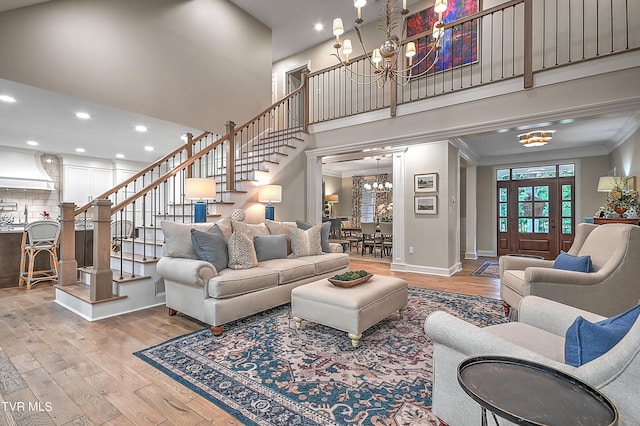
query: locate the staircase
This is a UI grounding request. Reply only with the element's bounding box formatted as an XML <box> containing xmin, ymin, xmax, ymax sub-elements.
<box><xmin>55</xmin><ymin>79</ymin><xmax>310</xmax><ymax>320</ymax></box>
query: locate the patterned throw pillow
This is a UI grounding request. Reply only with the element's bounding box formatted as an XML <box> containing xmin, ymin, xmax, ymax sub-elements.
<box><xmin>227</xmin><ymin>231</ymin><xmax>258</xmax><ymax>270</ymax></box>
<box><xmin>289</xmin><ymin>223</ymin><xmax>323</xmax><ymax>258</ymax></box>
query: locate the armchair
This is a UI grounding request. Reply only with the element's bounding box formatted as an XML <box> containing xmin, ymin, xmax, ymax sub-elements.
<box><xmin>425</xmin><ymin>296</ymin><xmax>640</xmax><ymax>426</ymax></box>
<box><xmin>500</xmin><ymin>223</ymin><xmax>640</xmax><ymax>318</ymax></box>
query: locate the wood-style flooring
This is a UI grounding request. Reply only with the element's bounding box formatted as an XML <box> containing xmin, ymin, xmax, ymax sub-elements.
<box><xmin>0</xmin><ymin>257</ymin><xmax>499</xmax><ymax>425</ymax></box>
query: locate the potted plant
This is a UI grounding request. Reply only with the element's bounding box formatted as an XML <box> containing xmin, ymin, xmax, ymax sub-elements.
<box><xmin>604</xmin><ymin>178</ymin><xmax>639</xmax><ymax>217</ymax></box>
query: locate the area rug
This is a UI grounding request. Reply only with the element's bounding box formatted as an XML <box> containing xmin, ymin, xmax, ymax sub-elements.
<box><xmin>471</xmin><ymin>260</ymin><xmax>500</xmax><ymax>278</ymax></box>
<box><xmin>134</xmin><ymin>288</ymin><xmax>505</xmax><ymax>425</ymax></box>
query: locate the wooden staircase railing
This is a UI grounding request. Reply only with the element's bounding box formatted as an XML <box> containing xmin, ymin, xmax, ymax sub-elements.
<box><xmin>58</xmin><ymin>69</ymin><xmax>310</xmax><ymax>302</ymax></box>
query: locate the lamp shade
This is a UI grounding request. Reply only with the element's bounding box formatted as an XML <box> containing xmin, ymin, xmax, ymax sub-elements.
<box><xmin>258</xmin><ymin>185</ymin><xmax>282</xmax><ymax>203</ymax></box>
<box><xmin>185</xmin><ymin>178</ymin><xmax>216</xmax><ymax>200</ymax></box>
<box><xmin>325</xmin><ymin>194</ymin><xmax>339</xmax><ymax>203</ymax></box>
<box><xmin>597</xmin><ymin>176</ymin><xmax>617</xmax><ymax>192</ymax></box>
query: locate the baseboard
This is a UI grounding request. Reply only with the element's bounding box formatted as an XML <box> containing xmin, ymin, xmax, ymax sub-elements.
<box><xmin>477</xmin><ymin>250</ymin><xmax>497</xmax><ymax>257</ymax></box>
<box><xmin>390</xmin><ymin>261</ymin><xmax>461</xmax><ymax>277</ymax></box>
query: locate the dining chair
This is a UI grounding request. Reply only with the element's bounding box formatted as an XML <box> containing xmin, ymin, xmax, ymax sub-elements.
<box><xmin>361</xmin><ymin>222</ymin><xmax>382</xmax><ymax>256</ymax></box>
<box><xmin>379</xmin><ymin>221</ymin><xmax>393</xmax><ymax>257</ymax></box>
<box><xmin>341</xmin><ymin>220</ymin><xmax>361</xmax><ymax>252</ymax></box>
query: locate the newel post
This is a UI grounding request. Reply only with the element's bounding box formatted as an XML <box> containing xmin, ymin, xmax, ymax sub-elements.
<box><xmin>58</xmin><ymin>202</ymin><xmax>78</xmax><ymax>286</ymax></box>
<box><xmin>523</xmin><ymin>0</ymin><xmax>533</xmax><ymax>88</ymax></box>
<box><xmin>90</xmin><ymin>199</ymin><xmax>113</xmax><ymax>301</ymax></box>
<box><xmin>186</xmin><ymin>132</ymin><xmax>194</xmax><ymax>178</ymax></box>
<box><xmin>225</xmin><ymin>120</ymin><xmax>236</xmax><ymax>192</ymax></box>
<box><xmin>302</xmin><ymin>68</ymin><xmax>310</xmax><ymax>131</ymax></box>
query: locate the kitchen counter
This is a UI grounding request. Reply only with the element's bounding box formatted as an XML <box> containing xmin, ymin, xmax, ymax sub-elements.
<box><xmin>0</xmin><ymin>228</ymin><xmax>94</xmax><ymax>289</ymax></box>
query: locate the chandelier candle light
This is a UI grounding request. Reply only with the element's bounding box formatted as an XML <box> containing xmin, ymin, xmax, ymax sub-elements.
<box><xmin>364</xmin><ymin>158</ymin><xmax>393</xmax><ymax>192</ymax></box>
<box><xmin>332</xmin><ymin>0</ymin><xmax>448</xmax><ymax>87</ymax></box>
<box><xmin>185</xmin><ymin>178</ymin><xmax>217</xmax><ymax>223</ymax></box>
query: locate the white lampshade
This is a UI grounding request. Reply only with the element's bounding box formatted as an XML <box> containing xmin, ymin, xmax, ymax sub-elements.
<box><xmin>372</xmin><ymin>48</ymin><xmax>382</xmax><ymax>63</ymax></box>
<box><xmin>342</xmin><ymin>39</ymin><xmax>353</xmax><ymax>55</ymax></box>
<box><xmin>405</xmin><ymin>42</ymin><xmax>416</xmax><ymax>57</ymax></box>
<box><xmin>434</xmin><ymin>0</ymin><xmax>448</xmax><ymax>14</ymax></box>
<box><xmin>597</xmin><ymin>176</ymin><xmax>617</xmax><ymax>192</ymax></box>
<box><xmin>325</xmin><ymin>194</ymin><xmax>339</xmax><ymax>203</ymax></box>
<box><xmin>258</xmin><ymin>185</ymin><xmax>282</xmax><ymax>203</ymax></box>
<box><xmin>185</xmin><ymin>178</ymin><xmax>216</xmax><ymax>200</ymax></box>
<box><xmin>332</xmin><ymin>18</ymin><xmax>344</xmax><ymax>36</ymax></box>
<box><xmin>433</xmin><ymin>21</ymin><xmax>445</xmax><ymax>39</ymax></box>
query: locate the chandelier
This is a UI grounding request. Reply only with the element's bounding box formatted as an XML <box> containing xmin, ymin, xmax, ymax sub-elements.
<box><xmin>364</xmin><ymin>158</ymin><xmax>393</xmax><ymax>192</ymax></box>
<box><xmin>518</xmin><ymin>130</ymin><xmax>555</xmax><ymax>148</ymax></box>
<box><xmin>332</xmin><ymin>0</ymin><xmax>448</xmax><ymax>87</ymax></box>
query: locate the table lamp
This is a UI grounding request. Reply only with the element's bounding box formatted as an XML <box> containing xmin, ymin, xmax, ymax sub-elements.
<box><xmin>258</xmin><ymin>184</ymin><xmax>282</xmax><ymax>220</ymax></box>
<box><xmin>325</xmin><ymin>194</ymin><xmax>339</xmax><ymax>216</ymax></box>
<box><xmin>185</xmin><ymin>178</ymin><xmax>216</xmax><ymax>223</ymax></box>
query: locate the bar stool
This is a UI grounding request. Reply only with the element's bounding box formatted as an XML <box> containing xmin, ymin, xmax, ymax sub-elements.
<box><xmin>19</xmin><ymin>220</ymin><xmax>61</xmax><ymax>289</ymax></box>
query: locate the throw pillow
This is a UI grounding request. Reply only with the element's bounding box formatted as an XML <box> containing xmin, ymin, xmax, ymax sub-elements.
<box><xmin>214</xmin><ymin>217</ymin><xmax>233</xmax><ymax>241</ymax></box>
<box><xmin>289</xmin><ymin>223</ymin><xmax>323</xmax><ymax>258</ymax></box>
<box><xmin>227</xmin><ymin>231</ymin><xmax>258</xmax><ymax>270</ymax></box>
<box><xmin>296</xmin><ymin>220</ymin><xmax>331</xmax><ymax>253</ymax></box>
<box><xmin>161</xmin><ymin>221</ymin><xmax>215</xmax><ymax>259</ymax></box>
<box><xmin>265</xmin><ymin>219</ymin><xmax>297</xmax><ymax>254</ymax></box>
<box><xmin>231</xmin><ymin>220</ymin><xmax>269</xmax><ymax>239</ymax></box>
<box><xmin>564</xmin><ymin>304</ymin><xmax>640</xmax><ymax>367</ymax></box>
<box><xmin>190</xmin><ymin>225</ymin><xmax>228</xmax><ymax>272</ymax></box>
<box><xmin>253</xmin><ymin>234</ymin><xmax>288</xmax><ymax>262</ymax></box>
<box><xmin>553</xmin><ymin>251</ymin><xmax>592</xmax><ymax>272</ymax></box>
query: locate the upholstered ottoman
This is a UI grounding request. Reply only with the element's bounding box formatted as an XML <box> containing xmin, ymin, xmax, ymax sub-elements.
<box><xmin>291</xmin><ymin>275</ymin><xmax>408</xmax><ymax>349</ymax></box>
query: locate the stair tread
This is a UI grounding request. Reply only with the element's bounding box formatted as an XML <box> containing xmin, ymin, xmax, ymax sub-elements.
<box><xmin>55</xmin><ymin>283</ymin><xmax>127</xmax><ymax>304</ymax></box>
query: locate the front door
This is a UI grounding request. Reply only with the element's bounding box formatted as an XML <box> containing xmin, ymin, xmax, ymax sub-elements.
<box><xmin>497</xmin><ymin>165</ymin><xmax>575</xmax><ymax>259</ymax></box>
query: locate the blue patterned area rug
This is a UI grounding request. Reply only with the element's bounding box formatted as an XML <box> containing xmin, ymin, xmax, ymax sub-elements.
<box><xmin>134</xmin><ymin>288</ymin><xmax>505</xmax><ymax>425</ymax></box>
<box><xmin>471</xmin><ymin>260</ymin><xmax>500</xmax><ymax>278</ymax></box>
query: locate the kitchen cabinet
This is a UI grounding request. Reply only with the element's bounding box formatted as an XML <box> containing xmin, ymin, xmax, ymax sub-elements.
<box><xmin>62</xmin><ymin>165</ymin><xmax>113</xmax><ymax>206</ymax></box>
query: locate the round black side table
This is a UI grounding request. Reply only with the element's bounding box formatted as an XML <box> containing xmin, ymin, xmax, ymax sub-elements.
<box><xmin>457</xmin><ymin>356</ymin><xmax>618</xmax><ymax>426</ymax></box>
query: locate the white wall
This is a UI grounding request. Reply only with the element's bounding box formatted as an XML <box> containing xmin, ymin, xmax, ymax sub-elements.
<box><xmin>0</xmin><ymin>0</ymin><xmax>273</xmax><ymax>134</ymax></box>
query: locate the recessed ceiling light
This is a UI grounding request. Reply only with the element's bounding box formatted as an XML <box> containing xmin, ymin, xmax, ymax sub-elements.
<box><xmin>26</xmin><ymin>140</ymin><xmax>38</xmax><ymax>146</ymax></box>
<box><xmin>0</xmin><ymin>95</ymin><xmax>16</xmax><ymax>103</ymax></box>
<box><xmin>76</xmin><ymin>112</ymin><xmax>91</xmax><ymax>119</ymax></box>
<box><xmin>116</xmin><ymin>153</ymin><xmax>125</xmax><ymax>158</ymax></box>
<box><xmin>75</xmin><ymin>148</ymin><xmax>86</xmax><ymax>153</ymax></box>
<box><xmin>144</xmin><ymin>146</ymin><xmax>154</xmax><ymax>151</ymax></box>
<box><xmin>135</xmin><ymin>125</ymin><xmax>148</xmax><ymax>132</ymax></box>
<box><xmin>497</xmin><ymin>128</ymin><xmax>510</xmax><ymax>133</ymax></box>
<box><xmin>560</xmin><ymin>118</ymin><xmax>575</xmax><ymax>124</ymax></box>
<box><xmin>314</xmin><ymin>23</ymin><xmax>324</xmax><ymax>31</ymax></box>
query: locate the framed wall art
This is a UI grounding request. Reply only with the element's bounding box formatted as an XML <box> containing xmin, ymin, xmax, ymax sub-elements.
<box><xmin>415</xmin><ymin>173</ymin><xmax>438</xmax><ymax>193</ymax></box>
<box><xmin>405</xmin><ymin>0</ymin><xmax>480</xmax><ymax>75</ymax></box>
<box><xmin>415</xmin><ymin>196</ymin><xmax>438</xmax><ymax>215</ymax></box>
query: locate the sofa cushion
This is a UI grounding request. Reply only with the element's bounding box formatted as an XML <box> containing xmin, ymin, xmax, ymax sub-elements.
<box><xmin>289</xmin><ymin>223</ymin><xmax>323</xmax><ymax>257</ymax></box>
<box><xmin>208</xmin><ymin>267</ymin><xmax>279</xmax><ymax>298</ymax></box>
<box><xmin>231</xmin><ymin>220</ymin><xmax>269</xmax><ymax>238</ymax></box>
<box><xmin>215</xmin><ymin>217</ymin><xmax>233</xmax><ymax>241</ymax></box>
<box><xmin>565</xmin><ymin>304</ymin><xmax>640</xmax><ymax>367</ymax></box>
<box><xmin>253</xmin><ymin>234</ymin><xmax>288</xmax><ymax>262</ymax></box>
<box><xmin>300</xmin><ymin>253</ymin><xmax>350</xmax><ymax>275</ymax></box>
<box><xmin>161</xmin><ymin>221</ymin><xmax>215</xmax><ymax>259</ymax></box>
<box><xmin>296</xmin><ymin>220</ymin><xmax>331</xmax><ymax>253</ymax></box>
<box><xmin>227</xmin><ymin>231</ymin><xmax>258</xmax><ymax>270</ymax></box>
<box><xmin>190</xmin><ymin>226</ymin><xmax>228</xmax><ymax>272</ymax></box>
<box><xmin>553</xmin><ymin>251</ymin><xmax>592</xmax><ymax>272</ymax></box>
<box><xmin>488</xmin><ymin>322</ymin><xmax>565</xmax><ymax>363</ymax></box>
<box><xmin>257</xmin><ymin>258</ymin><xmax>317</xmax><ymax>284</ymax></box>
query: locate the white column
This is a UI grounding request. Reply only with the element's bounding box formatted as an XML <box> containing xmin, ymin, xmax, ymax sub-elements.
<box><xmin>465</xmin><ymin>166</ymin><xmax>478</xmax><ymax>259</ymax></box>
<box><xmin>306</xmin><ymin>152</ymin><xmax>323</xmax><ymax>224</ymax></box>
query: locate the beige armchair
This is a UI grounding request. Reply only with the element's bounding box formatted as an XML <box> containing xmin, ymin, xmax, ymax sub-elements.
<box><xmin>500</xmin><ymin>223</ymin><xmax>640</xmax><ymax>318</ymax></box>
<box><xmin>425</xmin><ymin>296</ymin><xmax>640</xmax><ymax>426</ymax></box>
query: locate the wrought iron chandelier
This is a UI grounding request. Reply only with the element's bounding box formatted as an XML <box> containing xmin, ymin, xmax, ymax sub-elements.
<box><xmin>332</xmin><ymin>0</ymin><xmax>448</xmax><ymax>87</ymax></box>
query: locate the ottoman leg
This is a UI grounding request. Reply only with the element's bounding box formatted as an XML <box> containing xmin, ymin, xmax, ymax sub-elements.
<box><xmin>399</xmin><ymin>307</ymin><xmax>406</xmax><ymax>319</ymax></box>
<box><xmin>294</xmin><ymin>317</ymin><xmax>303</xmax><ymax>330</ymax></box>
<box><xmin>348</xmin><ymin>333</ymin><xmax>362</xmax><ymax>350</ymax></box>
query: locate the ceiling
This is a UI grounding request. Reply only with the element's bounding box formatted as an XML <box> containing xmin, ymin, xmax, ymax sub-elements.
<box><xmin>0</xmin><ymin>0</ymin><xmax>637</xmax><ymax>174</ymax></box>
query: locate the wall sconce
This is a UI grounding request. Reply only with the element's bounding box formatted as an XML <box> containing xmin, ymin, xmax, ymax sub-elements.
<box><xmin>258</xmin><ymin>184</ymin><xmax>282</xmax><ymax>220</ymax></box>
<box><xmin>185</xmin><ymin>178</ymin><xmax>216</xmax><ymax>223</ymax></box>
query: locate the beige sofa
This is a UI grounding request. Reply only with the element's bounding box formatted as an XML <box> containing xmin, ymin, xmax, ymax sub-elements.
<box><xmin>157</xmin><ymin>219</ymin><xmax>349</xmax><ymax>335</ymax></box>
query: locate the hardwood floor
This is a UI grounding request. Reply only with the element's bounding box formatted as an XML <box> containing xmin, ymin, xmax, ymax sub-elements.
<box><xmin>0</xmin><ymin>257</ymin><xmax>499</xmax><ymax>425</ymax></box>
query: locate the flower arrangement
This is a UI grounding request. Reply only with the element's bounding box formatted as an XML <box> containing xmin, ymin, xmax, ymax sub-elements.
<box><xmin>377</xmin><ymin>202</ymin><xmax>393</xmax><ymax>221</ymax></box>
<box><xmin>604</xmin><ymin>178</ymin><xmax>639</xmax><ymax>217</ymax></box>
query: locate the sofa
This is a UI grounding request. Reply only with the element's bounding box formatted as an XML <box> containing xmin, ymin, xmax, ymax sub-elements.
<box><xmin>157</xmin><ymin>218</ymin><xmax>350</xmax><ymax>335</ymax></box>
<box><xmin>500</xmin><ymin>223</ymin><xmax>640</xmax><ymax>318</ymax></box>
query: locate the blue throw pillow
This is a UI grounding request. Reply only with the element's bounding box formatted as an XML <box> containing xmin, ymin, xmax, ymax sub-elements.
<box><xmin>553</xmin><ymin>251</ymin><xmax>592</xmax><ymax>272</ymax></box>
<box><xmin>296</xmin><ymin>220</ymin><xmax>331</xmax><ymax>253</ymax></box>
<box><xmin>253</xmin><ymin>234</ymin><xmax>287</xmax><ymax>262</ymax></box>
<box><xmin>565</xmin><ymin>304</ymin><xmax>640</xmax><ymax>367</ymax></box>
<box><xmin>191</xmin><ymin>225</ymin><xmax>228</xmax><ymax>272</ymax></box>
